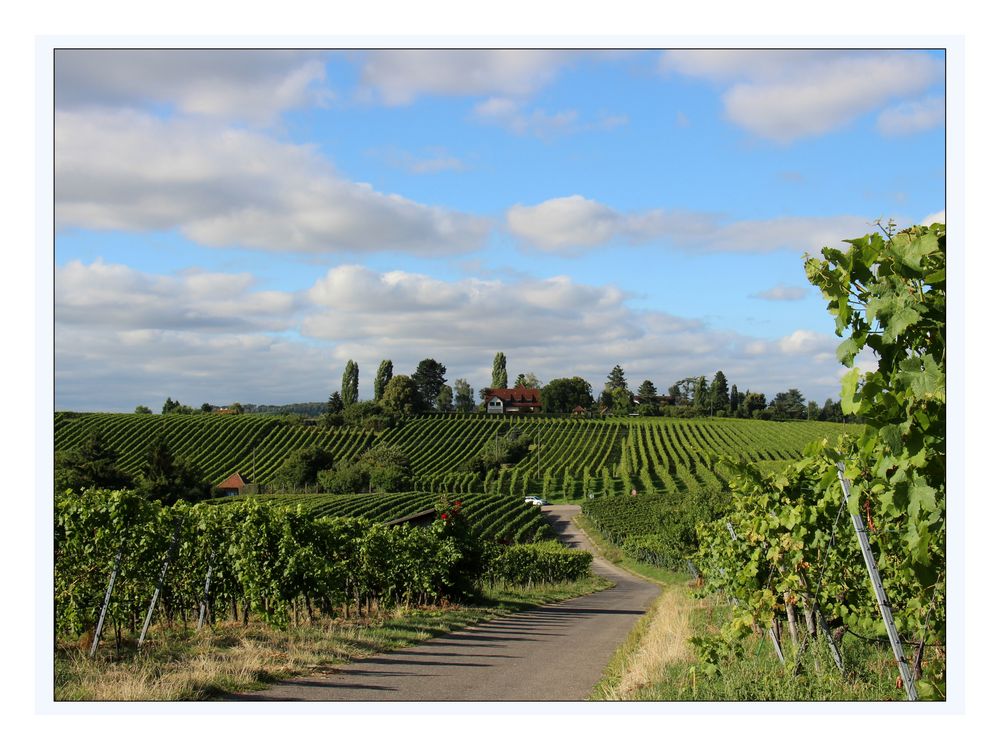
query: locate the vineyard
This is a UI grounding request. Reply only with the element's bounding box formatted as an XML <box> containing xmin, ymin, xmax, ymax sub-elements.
<box><xmin>55</xmin><ymin>488</ymin><xmax>591</xmax><ymax>645</ymax></box>
<box><xmin>688</xmin><ymin>224</ymin><xmax>946</xmax><ymax>700</ymax></box>
<box><xmin>227</xmin><ymin>491</ymin><xmax>556</xmax><ymax>544</ymax></box>
<box><xmin>54</xmin><ymin>411</ymin><xmax>859</xmax><ymax>501</ymax></box>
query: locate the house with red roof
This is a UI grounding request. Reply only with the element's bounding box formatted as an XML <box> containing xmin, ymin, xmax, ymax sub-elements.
<box><xmin>484</xmin><ymin>387</ymin><xmax>543</xmax><ymax>414</ymax></box>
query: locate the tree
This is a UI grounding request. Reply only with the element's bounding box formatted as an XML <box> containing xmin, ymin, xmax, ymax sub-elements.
<box><xmin>491</xmin><ymin>352</ymin><xmax>508</xmax><ymax>389</ymax></box>
<box><xmin>134</xmin><ymin>405</ymin><xmax>152</xmax><ymax>414</ymax></box>
<box><xmin>540</xmin><ymin>377</ymin><xmax>594</xmax><ymax>413</ymax></box>
<box><xmin>637</xmin><ymin>379</ymin><xmax>657</xmax><ymax>402</ymax></box>
<box><xmin>691</xmin><ymin>376</ymin><xmax>708</xmax><ymax>414</ymax></box>
<box><xmin>605</xmin><ymin>364</ymin><xmax>628</xmax><ymax>392</ymax></box>
<box><xmin>341</xmin><ymin>360</ymin><xmax>359</xmax><ymax>406</ymax></box>
<box><xmin>454</xmin><ymin>378</ymin><xmax>475</xmax><ymax>413</ymax></box>
<box><xmin>740</xmin><ymin>392</ymin><xmax>767</xmax><ymax>418</ymax></box>
<box><xmin>55</xmin><ymin>431</ymin><xmax>133</xmax><ymax>492</ymax></box>
<box><xmin>381</xmin><ymin>375</ymin><xmax>420</xmax><ymax>417</ymax></box>
<box><xmin>514</xmin><ymin>372</ymin><xmax>541</xmax><ymax>389</ymax></box>
<box><xmin>729</xmin><ymin>384</ymin><xmax>740</xmax><ymax>414</ymax></box>
<box><xmin>374</xmin><ymin>359</ymin><xmax>393</xmax><ymax>401</ymax></box>
<box><xmin>806</xmin><ymin>400</ymin><xmax>820</xmax><ymax>420</ymax></box>
<box><xmin>139</xmin><ymin>435</ymin><xmax>210</xmax><ymax>505</ymax></box>
<box><xmin>359</xmin><ymin>444</ymin><xmax>412</xmax><ymax>492</ymax></box>
<box><xmin>819</xmin><ymin>398</ymin><xmax>839</xmax><ymax>421</ymax></box>
<box><xmin>670</xmin><ymin>377</ymin><xmax>699</xmax><ymax>405</ymax></box>
<box><xmin>609</xmin><ymin>387</ymin><xmax>632</xmax><ymax>416</ymax></box>
<box><xmin>161</xmin><ymin>397</ymin><xmax>179</xmax><ymax>414</ymax></box>
<box><xmin>200</xmin><ymin>403</ymin><xmax>213</xmax><ymax>413</ymax></box>
<box><xmin>770</xmin><ymin>389</ymin><xmax>806</xmax><ymax>419</ymax></box>
<box><xmin>709</xmin><ymin>371</ymin><xmax>729</xmax><ymax>415</ymax></box>
<box><xmin>412</xmin><ymin>359</ymin><xmax>447</xmax><ymax>412</ymax></box>
<box><xmin>436</xmin><ymin>384</ymin><xmax>454</xmax><ymax>412</ymax></box>
<box><xmin>229</xmin><ymin>402</ymin><xmax>244</xmax><ymax>415</ymax></box>
<box><xmin>272</xmin><ymin>446</ymin><xmax>334</xmax><ymax>489</ymax></box>
<box><xmin>326</xmin><ymin>391</ymin><xmax>344</xmax><ymax>415</ymax></box>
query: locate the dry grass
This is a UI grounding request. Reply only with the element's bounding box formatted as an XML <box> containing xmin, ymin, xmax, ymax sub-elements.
<box><xmin>55</xmin><ymin>578</ymin><xmax>611</xmax><ymax>701</ymax></box>
<box><xmin>594</xmin><ymin>582</ymin><xmax>705</xmax><ymax>700</ymax></box>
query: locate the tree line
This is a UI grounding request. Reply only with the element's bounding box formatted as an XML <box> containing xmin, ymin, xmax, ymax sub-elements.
<box><xmin>129</xmin><ymin>352</ymin><xmax>851</xmax><ymax>425</ymax></box>
<box><xmin>321</xmin><ymin>353</ymin><xmax>853</xmax><ymax>423</ymax></box>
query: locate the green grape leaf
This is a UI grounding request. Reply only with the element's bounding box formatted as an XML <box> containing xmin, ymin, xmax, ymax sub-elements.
<box><xmin>841</xmin><ymin>368</ymin><xmax>861</xmax><ymax>415</ymax></box>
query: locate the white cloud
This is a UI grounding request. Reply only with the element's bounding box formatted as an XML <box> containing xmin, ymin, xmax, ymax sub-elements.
<box><xmin>473</xmin><ymin>97</ymin><xmax>578</xmax><ymax>137</ymax></box>
<box><xmin>921</xmin><ymin>210</ymin><xmax>946</xmax><ymax>226</ymax></box>
<box><xmin>507</xmin><ymin>196</ymin><xmax>625</xmax><ymax>250</ymax></box>
<box><xmin>751</xmin><ymin>284</ymin><xmax>808</xmax><ymax>301</ymax></box>
<box><xmin>357</xmin><ymin>50</ymin><xmax>574</xmax><ymax>105</ymax></box>
<box><xmin>55</xmin><ymin>259</ymin><xmax>853</xmax><ymax>410</ymax></box>
<box><xmin>661</xmin><ymin>50</ymin><xmax>943</xmax><ymax>143</ymax></box>
<box><xmin>506</xmin><ymin>195</ymin><xmax>875</xmax><ymax>255</ymax></box>
<box><xmin>57</xmin><ymin>260</ymin><xmax>298</xmax><ymax>332</ymax></box>
<box><xmin>55</xmin><ymin>50</ymin><xmax>332</xmax><ymax>125</ymax></box>
<box><xmin>877</xmin><ymin>96</ymin><xmax>945</xmax><ymax>136</ymax></box>
<box><xmin>55</xmin><ymin>110</ymin><xmax>489</xmax><ymax>255</ymax></box>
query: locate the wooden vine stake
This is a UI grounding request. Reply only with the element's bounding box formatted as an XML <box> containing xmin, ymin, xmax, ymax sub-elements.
<box><xmin>837</xmin><ymin>463</ymin><xmax>917</xmax><ymax>701</ymax></box>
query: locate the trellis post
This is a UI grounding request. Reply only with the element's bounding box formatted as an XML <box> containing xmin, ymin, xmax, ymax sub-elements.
<box><xmin>837</xmin><ymin>462</ymin><xmax>917</xmax><ymax>700</ymax></box>
<box><xmin>89</xmin><ymin>540</ymin><xmax>126</xmax><ymax>657</ymax></box>
<box><xmin>139</xmin><ymin>517</ymin><xmax>181</xmax><ymax>647</ymax></box>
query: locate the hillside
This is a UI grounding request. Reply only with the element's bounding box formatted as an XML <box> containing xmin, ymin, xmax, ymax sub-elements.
<box><xmin>54</xmin><ymin>412</ymin><xmax>860</xmax><ymax>501</ymax></box>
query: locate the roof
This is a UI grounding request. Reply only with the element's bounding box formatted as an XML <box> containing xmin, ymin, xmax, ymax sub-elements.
<box><xmin>572</xmin><ymin>405</ymin><xmax>588</xmax><ymax>413</ymax></box>
<box><xmin>216</xmin><ymin>472</ymin><xmax>247</xmax><ymax>489</ymax></box>
<box><xmin>484</xmin><ymin>387</ymin><xmax>542</xmax><ymax>404</ymax></box>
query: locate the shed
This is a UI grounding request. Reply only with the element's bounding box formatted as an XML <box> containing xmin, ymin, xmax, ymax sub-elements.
<box><xmin>216</xmin><ymin>472</ymin><xmax>247</xmax><ymax>496</ymax></box>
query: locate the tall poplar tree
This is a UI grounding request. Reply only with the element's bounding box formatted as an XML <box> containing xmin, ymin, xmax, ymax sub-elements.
<box><xmin>491</xmin><ymin>352</ymin><xmax>508</xmax><ymax>389</ymax></box>
<box><xmin>374</xmin><ymin>359</ymin><xmax>393</xmax><ymax>401</ymax></box>
<box><xmin>342</xmin><ymin>360</ymin><xmax>359</xmax><ymax>406</ymax></box>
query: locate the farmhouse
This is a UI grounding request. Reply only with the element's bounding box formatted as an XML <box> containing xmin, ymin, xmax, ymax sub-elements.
<box><xmin>484</xmin><ymin>387</ymin><xmax>543</xmax><ymax>414</ymax></box>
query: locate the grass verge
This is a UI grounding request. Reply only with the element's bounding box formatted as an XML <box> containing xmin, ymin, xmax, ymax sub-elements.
<box><xmin>576</xmin><ymin>512</ymin><xmax>934</xmax><ymax>701</ymax></box>
<box><xmin>54</xmin><ymin>576</ymin><xmax>611</xmax><ymax>701</ymax></box>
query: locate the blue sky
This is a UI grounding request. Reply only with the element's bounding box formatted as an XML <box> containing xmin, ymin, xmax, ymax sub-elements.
<box><xmin>53</xmin><ymin>49</ymin><xmax>945</xmax><ymax>411</ymax></box>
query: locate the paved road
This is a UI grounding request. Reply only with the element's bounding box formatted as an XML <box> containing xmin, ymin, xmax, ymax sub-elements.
<box><xmin>228</xmin><ymin>505</ymin><xmax>661</xmax><ymax>701</ymax></box>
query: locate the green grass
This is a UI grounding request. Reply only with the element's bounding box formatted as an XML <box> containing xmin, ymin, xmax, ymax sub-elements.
<box><xmin>623</xmin><ymin>595</ymin><xmax>931</xmax><ymax>701</ymax></box>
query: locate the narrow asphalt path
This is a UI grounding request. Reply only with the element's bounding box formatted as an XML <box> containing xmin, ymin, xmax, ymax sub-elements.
<box><xmin>228</xmin><ymin>505</ymin><xmax>661</xmax><ymax>701</ymax></box>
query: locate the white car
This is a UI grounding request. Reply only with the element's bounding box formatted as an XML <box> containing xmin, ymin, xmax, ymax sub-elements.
<box><xmin>524</xmin><ymin>495</ymin><xmax>549</xmax><ymax>506</ymax></box>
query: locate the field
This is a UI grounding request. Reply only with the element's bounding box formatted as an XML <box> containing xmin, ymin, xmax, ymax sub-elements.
<box><xmin>54</xmin><ymin>412</ymin><xmax>859</xmax><ymax>502</ymax></box>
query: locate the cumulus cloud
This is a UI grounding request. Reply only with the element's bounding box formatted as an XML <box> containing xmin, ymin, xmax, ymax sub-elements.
<box><xmin>506</xmin><ymin>195</ymin><xmax>873</xmax><ymax>255</ymax></box>
<box><xmin>298</xmin><ymin>266</ymin><xmax>848</xmax><ymax>404</ymax></box>
<box><xmin>751</xmin><ymin>284</ymin><xmax>809</xmax><ymax>301</ymax></box>
<box><xmin>876</xmin><ymin>96</ymin><xmax>945</xmax><ymax>136</ymax></box>
<box><xmin>357</xmin><ymin>50</ymin><xmax>575</xmax><ymax>105</ymax></box>
<box><xmin>56</xmin><ymin>259</ymin><xmax>298</xmax><ymax>333</ymax></box>
<box><xmin>55</xmin><ymin>49</ymin><xmax>332</xmax><ymax>125</ymax></box>
<box><xmin>661</xmin><ymin>50</ymin><xmax>943</xmax><ymax>143</ymax></box>
<box><xmin>55</xmin><ymin>110</ymin><xmax>489</xmax><ymax>255</ymax></box>
<box><xmin>55</xmin><ymin>259</ymin><xmax>853</xmax><ymax>411</ymax></box>
<box><xmin>921</xmin><ymin>210</ymin><xmax>945</xmax><ymax>226</ymax></box>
